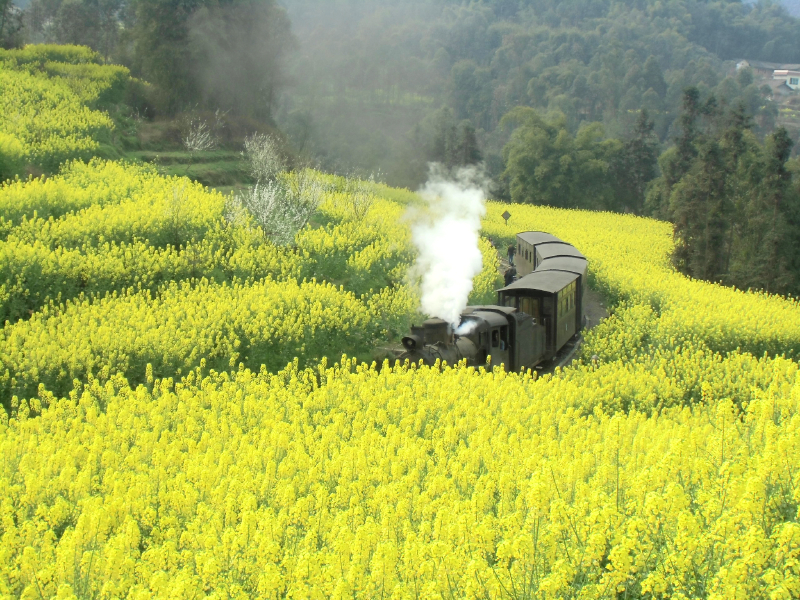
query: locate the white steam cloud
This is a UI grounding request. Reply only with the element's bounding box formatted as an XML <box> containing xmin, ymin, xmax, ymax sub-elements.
<box><xmin>410</xmin><ymin>165</ymin><xmax>487</xmax><ymax>326</ymax></box>
<box><xmin>454</xmin><ymin>319</ymin><xmax>479</xmax><ymax>336</ymax></box>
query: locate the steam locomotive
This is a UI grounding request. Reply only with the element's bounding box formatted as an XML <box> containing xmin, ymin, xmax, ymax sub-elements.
<box><xmin>398</xmin><ymin>231</ymin><xmax>587</xmax><ymax>371</ymax></box>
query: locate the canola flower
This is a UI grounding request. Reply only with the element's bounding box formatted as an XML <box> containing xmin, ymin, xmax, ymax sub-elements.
<box><xmin>2</xmin><ymin>42</ymin><xmax>131</xmax><ymax>107</ymax></box>
<box><xmin>0</xmin><ymin>45</ymin><xmax>103</xmax><ymax>69</ymax></box>
<box><xmin>0</xmin><ymin>277</ymin><xmax>420</xmax><ymax>407</ymax></box>
<box><xmin>37</xmin><ymin>61</ymin><xmax>130</xmax><ymax>106</ymax></box>
<box><xmin>0</xmin><ymin>53</ymin><xmax>121</xmax><ymax>174</ymax></box>
<box><xmin>0</xmin><ymin>160</ymin><xmax>162</xmax><ymax>225</ymax></box>
<box><xmin>296</xmin><ymin>201</ymin><xmax>412</xmax><ymax>288</ymax></box>
<box><xmin>565</xmin><ymin>302</ymin><xmax>800</xmax><ymax>413</ymax></box>
<box><xmin>1</xmin><ymin>359</ymin><xmax>799</xmax><ymax>599</ymax></box>
<box><xmin>6</xmin><ymin>177</ymin><xmax>225</xmax><ymax>250</ymax></box>
<box><xmin>0</xmin><ymin>230</ymin><xmax>305</xmax><ymax>324</ymax></box>
<box><xmin>3</xmin><ymin>55</ymin><xmax>800</xmax><ymax>600</ymax></box>
<box><xmin>0</xmin><ymin>162</ymin><xmax>427</xmax><ymax>323</ymax></box>
<box><xmin>0</xmin><ymin>160</ymin><xmax>431</xmax><ymax>410</ymax></box>
<box><xmin>470</xmin><ymin>236</ymin><xmax>503</xmax><ymax>305</ymax></box>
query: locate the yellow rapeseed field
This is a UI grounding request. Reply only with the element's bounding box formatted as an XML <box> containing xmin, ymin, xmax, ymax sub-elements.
<box><xmin>1</xmin><ymin>44</ymin><xmax>800</xmax><ymax>600</ymax></box>
<box><xmin>2</xmin><ymin>359</ymin><xmax>799</xmax><ymax>599</ymax></box>
<box><xmin>0</xmin><ymin>45</ymin><xmax>127</xmax><ymax>174</ymax></box>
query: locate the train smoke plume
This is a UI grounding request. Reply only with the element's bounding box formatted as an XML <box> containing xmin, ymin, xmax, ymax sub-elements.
<box><xmin>410</xmin><ymin>165</ymin><xmax>487</xmax><ymax>326</ymax></box>
<box><xmin>454</xmin><ymin>319</ymin><xmax>479</xmax><ymax>336</ymax></box>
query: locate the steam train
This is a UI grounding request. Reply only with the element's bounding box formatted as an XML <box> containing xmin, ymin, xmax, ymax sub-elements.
<box><xmin>398</xmin><ymin>231</ymin><xmax>587</xmax><ymax>371</ymax></box>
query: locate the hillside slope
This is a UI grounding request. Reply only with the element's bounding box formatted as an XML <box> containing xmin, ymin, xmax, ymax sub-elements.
<box><xmin>1</xmin><ymin>44</ymin><xmax>800</xmax><ymax>600</ymax></box>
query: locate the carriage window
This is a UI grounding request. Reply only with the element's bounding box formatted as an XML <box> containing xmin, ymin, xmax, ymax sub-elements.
<box><xmin>500</xmin><ymin>326</ymin><xmax>508</xmax><ymax>347</ymax></box>
<box><xmin>520</xmin><ymin>296</ymin><xmax>538</xmax><ymax>318</ymax></box>
<box><xmin>491</xmin><ymin>329</ymin><xmax>499</xmax><ymax>347</ymax></box>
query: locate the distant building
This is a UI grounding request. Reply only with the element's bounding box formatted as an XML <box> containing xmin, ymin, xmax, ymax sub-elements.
<box><xmin>773</xmin><ymin>69</ymin><xmax>800</xmax><ymax>90</ymax></box>
<box><xmin>736</xmin><ymin>59</ymin><xmax>800</xmax><ymax>77</ymax></box>
<box><xmin>735</xmin><ymin>59</ymin><xmax>799</xmax><ymax>97</ymax></box>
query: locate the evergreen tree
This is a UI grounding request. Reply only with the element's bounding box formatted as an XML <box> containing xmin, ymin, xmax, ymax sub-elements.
<box><xmin>427</xmin><ymin>110</ymin><xmax>482</xmax><ymax>169</ymax></box>
<box><xmin>663</xmin><ymin>99</ymin><xmax>799</xmax><ymax>295</ymax></box>
<box><xmin>753</xmin><ymin>128</ymin><xmax>797</xmax><ymax>294</ymax></box>
<box><xmin>672</xmin><ymin>87</ymin><xmax>702</xmax><ymax>187</ymax></box>
<box><xmin>128</xmin><ymin>0</ymin><xmax>292</xmax><ymax>116</ymax></box>
<box><xmin>131</xmin><ymin>0</ymin><xmax>201</xmax><ymax>113</ymax></box>
<box><xmin>455</xmin><ymin>119</ymin><xmax>482</xmax><ymax>167</ymax></box>
<box><xmin>429</xmin><ymin>107</ymin><xmax>458</xmax><ymax>167</ymax></box>
<box><xmin>188</xmin><ymin>0</ymin><xmax>293</xmax><ymax>119</ymax></box>
<box><xmin>616</xmin><ymin>109</ymin><xmax>659</xmax><ymax>213</ymax></box>
<box><xmin>646</xmin><ymin>88</ymin><xmax>704</xmax><ymax>219</ymax></box>
<box><xmin>0</xmin><ymin>0</ymin><xmax>23</xmax><ymax>48</ymax></box>
<box><xmin>670</xmin><ymin>140</ymin><xmax>730</xmax><ymax>281</ymax></box>
<box><xmin>719</xmin><ymin>102</ymin><xmax>755</xmax><ymax>278</ymax></box>
<box><xmin>642</xmin><ymin>55</ymin><xmax>666</xmax><ymax>98</ymax></box>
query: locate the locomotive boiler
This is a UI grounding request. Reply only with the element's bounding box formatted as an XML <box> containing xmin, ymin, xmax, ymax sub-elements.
<box><xmin>397</xmin><ymin>231</ymin><xmax>587</xmax><ymax>371</ymax></box>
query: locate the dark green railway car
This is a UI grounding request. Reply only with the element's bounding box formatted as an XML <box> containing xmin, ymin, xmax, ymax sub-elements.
<box><xmin>500</xmin><ymin>231</ymin><xmax>588</xmax><ymax>360</ymax></box>
<box><xmin>498</xmin><ymin>270</ymin><xmax>580</xmax><ymax>361</ymax></box>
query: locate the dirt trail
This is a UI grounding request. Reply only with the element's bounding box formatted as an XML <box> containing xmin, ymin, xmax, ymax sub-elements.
<box><xmin>582</xmin><ymin>286</ymin><xmax>608</xmax><ymax>330</ymax></box>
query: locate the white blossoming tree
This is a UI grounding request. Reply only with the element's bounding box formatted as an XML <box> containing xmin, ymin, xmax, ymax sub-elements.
<box><xmin>227</xmin><ymin>134</ymin><xmax>323</xmax><ymax>245</ymax></box>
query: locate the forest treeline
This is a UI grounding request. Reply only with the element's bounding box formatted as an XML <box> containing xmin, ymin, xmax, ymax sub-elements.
<box><xmin>2</xmin><ymin>0</ymin><xmax>294</xmax><ymax>118</ymax></box>
<box><xmin>2</xmin><ymin>0</ymin><xmax>800</xmax><ymax>293</ymax></box>
<box><xmin>278</xmin><ymin>0</ymin><xmax>800</xmax><ymax>181</ymax></box>
<box><xmin>652</xmin><ymin>88</ymin><xmax>800</xmax><ymax>295</ymax></box>
<box><xmin>4</xmin><ymin>0</ymin><xmax>799</xmax><ymax>169</ymax></box>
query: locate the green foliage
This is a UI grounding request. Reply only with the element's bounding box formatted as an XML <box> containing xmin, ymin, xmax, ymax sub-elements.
<box><xmin>0</xmin><ymin>43</ymin><xmax>100</xmax><ymax>65</ymax></box>
<box><xmin>0</xmin><ymin>132</ymin><xmax>25</xmax><ymax>182</ymax></box>
<box><xmin>615</xmin><ymin>110</ymin><xmax>660</xmax><ymax>214</ymax></box>
<box><xmin>650</xmin><ymin>89</ymin><xmax>800</xmax><ymax>295</ymax></box>
<box><xmin>501</xmin><ymin>108</ymin><xmax>624</xmax><ymax>210</ymax></box>
<box><xmin>128</xmin><ymin>0</ymin><xmax>295</xmax><ymax>115</ymax></box>
<box><xmin>0</xmin><ymin>0</ymin><xmax>23</xmax><ymax>49</ymax></box>
<box><xmin>274</xmin><ymin>0</ymin><xmax>796</xmax><ymax>186</ymax></box>
<box><xmin>670</xmin><ymin>140</ymin><xmax>730</xmax><ymax>280</ymax></box>
<box><xmin>424</xmin><ymin>107</ymin><xmax>482</xmax><ymax>170</ymax></box>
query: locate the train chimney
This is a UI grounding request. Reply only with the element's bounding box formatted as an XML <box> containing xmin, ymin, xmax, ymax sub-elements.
<box><xmin>423</xmin><ymin>318</ymin><xmax>452</xmax><ymax>345</ymax></box>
